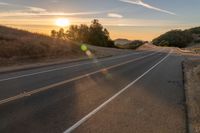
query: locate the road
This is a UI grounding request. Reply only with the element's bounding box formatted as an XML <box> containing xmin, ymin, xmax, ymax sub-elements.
<box><xmin>0</xmin><ymin>49</ymin><xmax>187</xmax><ymax>133</ymax></box>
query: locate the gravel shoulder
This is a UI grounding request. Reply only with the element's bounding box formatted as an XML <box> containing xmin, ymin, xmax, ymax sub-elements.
<box><xmin>183</xmin><ymin>59</ymin><xmax>200</xmax><ymax>133</ymax></box>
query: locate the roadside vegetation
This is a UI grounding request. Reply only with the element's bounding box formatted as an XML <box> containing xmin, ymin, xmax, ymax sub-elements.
<box><xmin>0</xmin><ymin>20</ymin><xmax>133</xmax><ymax>67</ymax></box>
<box><xmin>152</xmin><ymin>27</ymin><xmax>200</xmax><ymax>48</ymax></box>
<box><xmin>0</xmin><ymin>25</ymin><xmax>84</xmax><ymax>63</ymax></box>
<box><xmin>0</xmin><ymin>19</ymin><xmax>116</xmax><ymax>63</ymax></box>
<box><xmin>51</xmin><ymin>19</ymin><xmax>115</xmax><ymax>48</ymax></box>
<box><xmin>115</xmin><ymin>40</ymin><xmax>146</xmax><ymax>49</ymax></box>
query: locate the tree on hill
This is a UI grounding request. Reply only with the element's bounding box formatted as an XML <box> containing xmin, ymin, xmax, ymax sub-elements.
<box><xmin>51</xmin><ymin>30</ymin><xmax>57</xmax><ymax>38</ymax></box>
<box><xmin>51</xmin><ymin>19</ymin><xmax>115</xmax><ymax>48</ymax></box>
<box><xmin>152</xmin><ymin>30</ymin><xmax>193</xmax><ymax>48</ymax></box>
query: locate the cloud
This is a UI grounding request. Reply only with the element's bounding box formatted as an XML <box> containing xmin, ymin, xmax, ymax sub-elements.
<box><xmin>27</xmin><ymin>7</ymin><xmax>47</xmax><ymax>12</ymax></box>
<box><xmin>119</xmin><ymin>0</ymin><xmax>176</xmax><ymax>15</ymax></box>
<box><xmin>0</xmin><ymin>2</ymin><xmax>47</xmax><ymax>13</ymax></box>
<box><xmin>108</xmin><ymin>13</ymin><xmax>123</xmax><ymax>18</ymax></box>
<box><xmin>0</xmin><ymin>2</ymin><xmax>11</xmax><ymax>6</ymax></box>
<box><xmin>0</xmin><ymin>2</ymin><xmax>105</xmax><ymax>17</ymax></box>
<box><xmin>0</xmin><ymin>11</ymin><xmax>103</xmax><ymax>17</ymax></box>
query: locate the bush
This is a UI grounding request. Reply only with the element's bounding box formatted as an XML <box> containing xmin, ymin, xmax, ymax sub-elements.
<box><xmin>188</xmin><ymin>27</ymin><xmax>200</xmax><ymax>34</ymax></box>
<box><xmin>127</xmin><ymin>40</ymin><xmax>145</xmax><ymax>49</ymax></box>
<box><xmin>194</xmin><ymin>39</ymin><xmax>200</xmax><ymax>43</ymax></box>
<box><xmin>115</xmin><ymin>40</ymin><xmax>145</xmax><ymax>49</ymax></box>
<box><xmin>152</xmin><ymin>30</ymin><xmax>193</xmax><ymax>48</ymax></box>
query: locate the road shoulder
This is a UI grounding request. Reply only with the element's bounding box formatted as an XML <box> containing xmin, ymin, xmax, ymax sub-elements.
<box><xmin>183</xmin><ymin>59</ymin><xmax>200</xmax><ymax>133</ymax></box>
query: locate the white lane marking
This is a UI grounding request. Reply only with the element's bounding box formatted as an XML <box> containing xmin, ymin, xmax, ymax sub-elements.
<box><xmin>63</xmin><ymin>50</ymin><xmax>172</xmax><ymax>133</ymax></box>
<box><xmin>0</xmin><ymin>53</ymin><xmax>141</xmax><ymax>82</ymax></box>
<box><xmin>0</xmin><ymin>51</ymin><xmax>158</xmax><ymax>105</ymax></box>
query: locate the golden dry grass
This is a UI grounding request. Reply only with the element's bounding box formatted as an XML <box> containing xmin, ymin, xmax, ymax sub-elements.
<box><xmin>0</xmin><ymin>25</ymin><xmax>84</xmax><ymax>65</ymax></box>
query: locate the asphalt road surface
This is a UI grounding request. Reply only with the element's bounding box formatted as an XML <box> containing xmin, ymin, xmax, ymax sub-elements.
<box><xmin>0</xmin><ymin>49</ymin><xmax>187</xmax><ymax>133</ymax></box>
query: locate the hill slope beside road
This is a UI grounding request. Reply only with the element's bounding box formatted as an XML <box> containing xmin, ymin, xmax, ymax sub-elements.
<box><xmin>0</xmin><ymin>26</ymin><xmax>83</xmax><ymax>65</ymax></box>
<box><xmin>0</xmin><ymin>26</ymin><xmax>132</xmax><ymax>72</ymax></box>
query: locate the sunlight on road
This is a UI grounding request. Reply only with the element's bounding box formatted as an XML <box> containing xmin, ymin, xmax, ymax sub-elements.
<box><xmin>80</xmin><ymin>44</ymin><xmax>113</xmax><ymax>80</ymax></box>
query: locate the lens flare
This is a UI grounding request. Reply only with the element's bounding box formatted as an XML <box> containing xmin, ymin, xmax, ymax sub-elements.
<box><xmin>81</xmin><ymin>44</ymin><xmax>88</xmax><ymax>52</ymax></box>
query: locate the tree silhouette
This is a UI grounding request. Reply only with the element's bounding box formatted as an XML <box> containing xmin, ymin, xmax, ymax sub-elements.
<box><xmin>51</xmin><ymin>30</ymin><xmax>57</xmax><ymax>38</ymax></box>
<box><xmin>57</xmin><ymin>28</ymin><xmax>65</xmax><ymax>39</ymax></box>
<box><xmin>51</xmin><ymin>19</ymin><xmax>115</xmax><ymax>47</ymax></box>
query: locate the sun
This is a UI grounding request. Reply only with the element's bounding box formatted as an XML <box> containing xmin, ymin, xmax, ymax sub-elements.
<box><xmin>55</xmin><ymin>18</ymin><xmax>70</xmax><ymax>27</ymax></box>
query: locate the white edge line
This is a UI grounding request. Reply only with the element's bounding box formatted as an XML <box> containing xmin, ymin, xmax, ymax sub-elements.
<box><xmin>0</xmin><ymin>51</ymin><xmax>159</xmax><ymax>105</ymax></box>
<box><xmin>63</xmin><ymin>50</ymin><xmax>172</xmax><ymax>133</ymax></box>
<box><xmin>0</xmin><ymin>53</ymin><xmax>140</xmax><ymax>82</ymax></box>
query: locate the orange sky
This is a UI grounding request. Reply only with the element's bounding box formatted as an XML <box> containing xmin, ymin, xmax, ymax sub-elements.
<box><xmin>1</xmin><ymin>17</ymin><xmax>195</xmax><ymax>41</ymax></box>
<box><xmin>0</xmin><ymin>0</ymin><xmax>199</xmax><ymax>41</ymax></box>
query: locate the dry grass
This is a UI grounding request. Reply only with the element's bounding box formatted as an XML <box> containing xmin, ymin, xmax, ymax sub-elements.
<box><xmin>0</xmin><ymin>25</ymin><xmax>84</xmax><ymax>66</ymax></box>
<box><xmin>186</xmin><ymin>42</ymin><xmax>200</xmax><ymax>54</ymax></box>
<box><xmin>0</xmin><ymin>25</ymin><xmax>132</xmax><ymax>69</ymax></box>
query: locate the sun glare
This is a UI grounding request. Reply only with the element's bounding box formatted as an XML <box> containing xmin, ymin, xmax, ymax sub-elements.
<box><xmin>55</xmin><ymin>18</ymin><xmax>70</xmax><ymax>27</ymax></box>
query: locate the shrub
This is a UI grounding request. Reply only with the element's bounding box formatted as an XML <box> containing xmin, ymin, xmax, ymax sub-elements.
<box><xmin>115</xmin><ymin>40</ymin><xmax>145</xmax><ymax>49</ymax></box>
<box><xmin>152</xmin><ymin>30</ymin><xmax>193</xmax><ymax>48</ymax></box>
<box><xmin>194</xmin><ymin>39</ymin><xmax>200</xmax><ymax>43</ymax></box>
<box><xmin>188</xmin><ymin>27</ymin><xmax>200</xmax><ymax>34</ymax></box>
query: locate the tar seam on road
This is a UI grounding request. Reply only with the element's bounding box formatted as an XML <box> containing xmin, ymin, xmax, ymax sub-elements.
<box><xmin>0</xmin><ymin>53</ymin><xmax>139</xmax><ymax>82</ymax></box>
<box><xmin>0</xmin><ymin>51</ymin><xmax>161</xmax><ymax>105</ymax></box>
<box><xmin>63</xmin><ymin>50</ymin><xmax>172</xmax><ymax>133</ymax></box>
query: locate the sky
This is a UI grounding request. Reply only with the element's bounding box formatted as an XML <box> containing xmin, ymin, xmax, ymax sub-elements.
<box><xmin>0</xmin><ymin>0</ymin><xmax>200</xmax><ymax>40</ymax></box>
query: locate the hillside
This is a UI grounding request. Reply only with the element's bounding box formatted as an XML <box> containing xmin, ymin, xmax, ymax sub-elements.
<box><xmin>0</xmin><ymin>25</ymin><xmax>130</xmax><ymax>67</ymax></box>
<box><xmin>0</xmin><ymin>25</ymin><xmax>84</xmax><ymax>60</ymax></box>
<box><xmin>152</xmin><ymin>27</ymin><xmax>200</xmax><ymax>48</ymax></box>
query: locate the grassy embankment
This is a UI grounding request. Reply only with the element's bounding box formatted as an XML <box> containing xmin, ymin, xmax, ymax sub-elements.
<box><xmin>0</xmin><ymin>26</ymin><xmax>86</xmax><ymax>66</ymax></box>
<box><xmin>0</xmin><ymin>25</ymin><xmax>131</xmax><ymax>68</ymax></box>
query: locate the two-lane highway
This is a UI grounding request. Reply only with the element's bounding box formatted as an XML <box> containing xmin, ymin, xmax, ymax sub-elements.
<box><xmin>0</xmin><ymin>51</ymin><xmax>152</xmax><ymax>102</ymax></box>
<box><xmin>0</xmin><ymin>49</ymin><xmax>186</xmax><ymax>133</ymax></box>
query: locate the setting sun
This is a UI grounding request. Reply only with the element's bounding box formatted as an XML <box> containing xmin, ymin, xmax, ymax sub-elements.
<box><xmin>55</xmin><ymin>18</ymin><xmax>70</xmax><ymax>27</ymax></box>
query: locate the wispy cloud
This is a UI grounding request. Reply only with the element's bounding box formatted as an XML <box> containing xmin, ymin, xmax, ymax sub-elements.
<box><xmin>0</xmin><ymin>11</ymin><xmax>103</xmax><ymax>17</ymax></box>
<box><xmin>0</xmin><ymin>2</ymin><xmax>11</xmax><ymax>6</ymax></box>
<box><xmin>27</xmin><ymin>7</ymin><xmax>47</xmax><ymax>12</ymax></box>
<box><xmin>119</xmin><ymin>0</ymin><xmax>176</xmax><ymax>15</ymax></box>
<box><xmin>108</xmin><ymin>13</ymin><xmax>123</xmax><ymax>18</ymax></box>
<box><xmin>0</xmin><ymin>2</ymin><xmax>47</xmax><ymax>13</ymax></box>
<box><xmin>0</xmin><ymin>2</ymin><xmax>103</xmax><ymax>17</ymax></box>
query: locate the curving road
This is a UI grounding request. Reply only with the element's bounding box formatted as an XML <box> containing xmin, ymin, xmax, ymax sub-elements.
<box><xmin>0</xmin><ymin>49</ymin><xmax>186</xmax><ymax>133</ymax></box>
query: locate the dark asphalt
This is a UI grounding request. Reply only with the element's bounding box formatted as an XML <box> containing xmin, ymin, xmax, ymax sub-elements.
<box><xmin>0</xmin><ymin>49</ymin><xmax>186</xmax><ymax>133</ymax></box>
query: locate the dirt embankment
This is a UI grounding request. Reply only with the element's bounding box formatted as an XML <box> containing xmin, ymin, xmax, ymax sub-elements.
<box><xmin>183</xmin><ymin>60</ymin><xmax>200</xmax><ymax>133</ymax></box>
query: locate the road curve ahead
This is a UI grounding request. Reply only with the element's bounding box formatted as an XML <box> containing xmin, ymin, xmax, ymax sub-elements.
<box><xmin>0</xmin><ymin>49</ymin><xmax>186</xmax><ymax>133</ymax></box>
